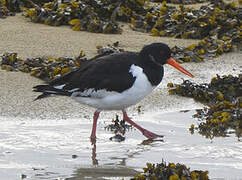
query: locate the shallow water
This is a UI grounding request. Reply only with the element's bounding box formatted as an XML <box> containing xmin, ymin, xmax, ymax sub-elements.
<box><xmin>0</xmin><ymin>110</ymin><xmax>241</xmax><ymax>180</ymax></box>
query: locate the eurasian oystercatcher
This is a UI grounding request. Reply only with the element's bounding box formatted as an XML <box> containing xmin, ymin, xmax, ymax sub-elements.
<box><xmin>33</xmin><ymin>43</ymin><xmax>194</xmax><ymax>142</ymax></box>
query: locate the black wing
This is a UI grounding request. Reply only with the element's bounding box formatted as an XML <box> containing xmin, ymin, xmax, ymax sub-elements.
<box><xmin>33</xmin><ymin>52</ymin><xmax>138</xmax><ymax>99</ymax></box>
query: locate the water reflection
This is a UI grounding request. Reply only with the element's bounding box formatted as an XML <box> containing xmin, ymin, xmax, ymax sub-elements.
<box><xmin>92</xmin><ymin>142</ymin><xmax>98</xmax><ymax>166</ymax></box>
<box><xmin>67</xmin><ymin>166</ymin><xmax>138</xmax><ymax>180</ymax></box>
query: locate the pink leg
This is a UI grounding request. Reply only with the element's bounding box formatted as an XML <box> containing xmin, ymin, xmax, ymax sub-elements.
<box><xmin>122</xmin><ymin>110</ymin><xmax>163</xmax><ymax>139</ymax></box>
<box><xmin>90</xmin><ymin>110</ymin><xmax>100</xmax><ymax>144</ymax></box>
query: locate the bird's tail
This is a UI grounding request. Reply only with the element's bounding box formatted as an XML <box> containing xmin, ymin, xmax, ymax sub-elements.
<box><xmin>33</xmin><ymin>85</ymin><xmax>70</xmax><ymax>101</ymax></box>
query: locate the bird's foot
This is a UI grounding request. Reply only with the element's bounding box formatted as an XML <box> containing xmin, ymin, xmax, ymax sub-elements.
<box><xmin>141</xmin><ymin>129</ymin><xmax>163</xmax><ymax>139</ymax></box>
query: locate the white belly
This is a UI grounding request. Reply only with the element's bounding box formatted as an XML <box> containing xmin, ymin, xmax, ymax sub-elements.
<box><xmin>71</xmin><ymin>65</ymin><xmax>156</xmax><ymax>110</ymax></box>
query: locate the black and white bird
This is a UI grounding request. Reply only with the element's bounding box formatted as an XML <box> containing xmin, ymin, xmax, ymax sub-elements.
<box><xmin>33</xmin><ymin>43</ymin><xmax>194</xmax><ymax>143</ymax></box>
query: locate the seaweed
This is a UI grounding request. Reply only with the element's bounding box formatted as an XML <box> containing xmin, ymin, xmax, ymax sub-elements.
<box><xmin>132</xmin><ymin>160</ymin><xmax>209</xmax><ymax>180</ymax></box>
<box><xmin>168</xmin><ymin>74</ymin><xmax>242</xmax><ymax>139</ymax></box>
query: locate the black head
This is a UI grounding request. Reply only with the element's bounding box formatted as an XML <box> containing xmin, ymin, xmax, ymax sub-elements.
<box><xmin>139</xmin><ymin>43</ymin><xmax>172</xmax><ymax>65</ymax></box>
<box><xmin>140</xmin><ymin>42</ymin><xmax>195</xmax><ymax>78</ymax></box>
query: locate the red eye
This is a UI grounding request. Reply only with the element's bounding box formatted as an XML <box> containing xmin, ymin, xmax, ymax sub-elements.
<box><xmin>160</xmin><ymin>50</ymin><xmax>165</xmax><ymax>55</ymax></box>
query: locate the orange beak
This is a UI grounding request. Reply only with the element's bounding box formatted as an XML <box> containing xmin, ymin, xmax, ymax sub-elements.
<box><xmin>167</xmin><ymin>57</ymin><xmax>194</xmax><ymax>78</ymax></box>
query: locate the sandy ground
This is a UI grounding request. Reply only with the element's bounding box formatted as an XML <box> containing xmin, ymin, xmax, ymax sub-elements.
<box><xmin>0</xmin><ymin>14</ymin><xmax>241</xmax><ymax>121</ymax></box>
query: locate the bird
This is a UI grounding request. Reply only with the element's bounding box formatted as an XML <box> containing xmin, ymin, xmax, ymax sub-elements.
<box><xmin>33</xmin><ymin>42</ymin><xmax>194</xmax><ymax>143</ymax></box>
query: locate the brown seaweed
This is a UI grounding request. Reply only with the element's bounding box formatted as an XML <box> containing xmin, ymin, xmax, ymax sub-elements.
<box><xmin>104</xmin><ymin>114</ymin><xmax>133</xmax><ymax>139</ymax></box>
<box><xmin>168</xmin><ymin>74</ymin><xmax>242</xmax><ymax>139</ymax></box>
<box><xmin>0</xmin><ymin>51</ymin><xmax>87</xmax><ymax>81</ymax></box>
<box><xmin>132</xmin><ymin>160</ymin><xmax>209</xmax><ymax>180</ymax></box>
<box><xmin>152</xmin><ymin>0</ymin><xmax>208</xmax><ymax>4</ymax></box>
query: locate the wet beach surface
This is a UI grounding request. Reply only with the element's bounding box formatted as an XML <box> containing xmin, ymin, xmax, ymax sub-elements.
<box><xmin>1</xmin><ymin>110</ymin><xmax>242</xmax><ymax>179</ymax></box>
<box><xmin>0</xmin><ymin>11</ymin><xmax>242</xmax><ymax>180</ymax></box>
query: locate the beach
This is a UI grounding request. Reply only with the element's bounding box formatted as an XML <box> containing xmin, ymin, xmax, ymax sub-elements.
<box><xmin>0</xmin><ymin>11</ymin><xmax>242</xmax><ymax>180</ymax></box>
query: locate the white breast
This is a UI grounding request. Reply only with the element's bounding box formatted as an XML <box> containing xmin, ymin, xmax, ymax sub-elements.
<box><xmin>71</xmin><ymin>64</ymin><xmax>156</xmax><ymax>110</ymax></box>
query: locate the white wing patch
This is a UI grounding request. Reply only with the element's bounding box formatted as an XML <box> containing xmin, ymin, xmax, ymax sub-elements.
<box><xmin>72</xmin><ymin>88</ymin><xmax>118</xmax><ymax>98</ymax></box>
<box><xmin>68</xmin><ymin>88</ymin><xmax>80</xmax><ymax>93</ymax></box>
<box><xmin>54</xmin><ymin>84</ymin><xmax>65</xmax><ymax>89</ymax></box>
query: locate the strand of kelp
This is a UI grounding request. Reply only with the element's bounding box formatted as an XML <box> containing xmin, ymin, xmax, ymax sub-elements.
<box><xmin>0</xmin><ymin>0</ymin><xmax>214</xmax><ymax>19</ymax></box>
<box><xmin>153</xmin><ymin>0</ymin><xmax>208</xmax><ymax>3</ymax></box>
<box><xmin>168</xmin><ymin>74</ymin><xmax>242</xmax><ymax>139</ymax></box>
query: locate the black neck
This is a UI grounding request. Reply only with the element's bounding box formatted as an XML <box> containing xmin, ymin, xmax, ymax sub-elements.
<box><xmin>139</xmin><ymin>54</ymin><xmax>164</xmax><ymax>86</ymax></box>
